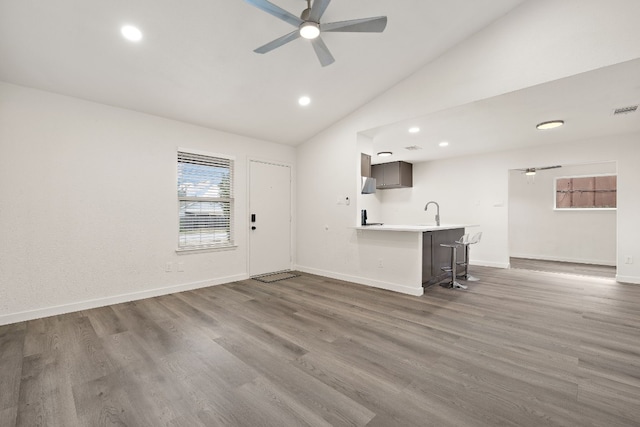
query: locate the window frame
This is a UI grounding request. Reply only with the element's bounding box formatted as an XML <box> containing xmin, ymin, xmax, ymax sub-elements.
<box><xmin>176</xmin><ymin>148</ymin><xmax>236</xmax><ymax>252</ymax></box>
<box><xmin>553</xmin><ymin>173</ymin><xmax>617</xmax><ymax>211</ymax></box>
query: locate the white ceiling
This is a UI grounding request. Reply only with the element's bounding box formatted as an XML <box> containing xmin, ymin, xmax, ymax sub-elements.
<box><xmin>364</xmin><ymin>58</ymin><xmax>640</xmax><ymax>165</ymax></box>
<box><xmin>0</xmin><ymin>0</ymin><xmax>525</xmax><ymax>145</ymax></box>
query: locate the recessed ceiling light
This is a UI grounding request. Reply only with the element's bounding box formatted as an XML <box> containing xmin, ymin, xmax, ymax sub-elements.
<box><xmin>408</xmin><ymin>127</ymin><xmax>420</xmax><ymax>134</ymax></box>
<box><xmin>121</xmin><ymin>25</ymin><xmax>143</xmax><ymax>42</ymax></box>
<box><xmin>536</xmin><ymin>120</ymin><xmax>564</xmax><ymax>130</ymax></box>
<box><xmin>377</xmin><ymin>151</ymin><xmax>393</xmax><ymax>157</ymax></box>
<box><xmin>439</xmin><ymin>141</ymin><xmax>449</xmax><ymax>147</ymax></box>
<box><xmin>298</xmin><ymin>96</ymin><xmax>311</xmax><ymax>106</ymax></box>
<box><xmin>299</xmin><ymin>22</ymin><xmax>320</xmax><ymax>39</ymax></box>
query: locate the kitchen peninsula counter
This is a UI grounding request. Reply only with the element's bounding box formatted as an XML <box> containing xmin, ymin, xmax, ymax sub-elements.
<box><xmin>352</xmin><ymin>224</ymin><xmax>476</xmax><ymax>296</ymax></box>
<box><xmin>354</xmin><ymin>224</ymin><xmax>472</xmax><ymax>232</ymax></box>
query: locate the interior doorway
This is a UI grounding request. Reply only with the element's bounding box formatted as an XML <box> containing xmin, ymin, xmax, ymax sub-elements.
<box><xmin>507</xmin><ymin>161</ymin><xmax>617</xmax><ymax>279</ymax></box>
<box><xmin>248</xmin><ymin>160</ymin><xmax>292</xmax><ymax>277</ymax></box>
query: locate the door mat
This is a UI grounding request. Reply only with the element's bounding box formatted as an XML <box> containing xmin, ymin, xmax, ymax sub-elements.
<box><xmin>252</xmin><ymin>271</ymin><xmax>300</xmax><ymax>283</ymax></box>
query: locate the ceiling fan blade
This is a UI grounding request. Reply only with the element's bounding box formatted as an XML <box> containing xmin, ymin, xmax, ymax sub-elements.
<box><xmin>254</xmin><ymin>30</ymin><xmax>301</xmax><ymax>54</ymax></box>
<box><xmin>321</xmin><ymin>16</ymin><xmax>387</xmax><ymax>33</ymax></box>
<box><xmin>244</xmin><ymin>0</ymin><xmax>303</xmax><ymax>27</ymax></box>
<box><xmin>311</xmin><ymin>37</ymin><xmax>335</xmax><ymax>67</ymax></box>
<box><xmin>308</xmin><ymin>0</ymin><xmax>331</xmax><ymax>23</ymax></box>
<box><xmin>537</xmin><ymin>165</ymin><xmax>562</xmax><ymax>170</ymax></box>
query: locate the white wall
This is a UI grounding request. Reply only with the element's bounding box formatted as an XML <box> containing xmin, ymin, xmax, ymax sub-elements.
<box><xmin>508</xmin><ymin>162</ymin><xmax>617</xmax><ymax>265</ymax></box>
<box><xmin>0</xmin><ymin>82</ymin><xmax>296</xmax><ymax>324</ymax></box>
<box><xmin>296</xmin><ymin>0</ymin><xmax>640</xmax><ymax>287</ymax></box>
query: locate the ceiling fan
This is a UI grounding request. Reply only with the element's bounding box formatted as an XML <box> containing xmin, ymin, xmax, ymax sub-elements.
<box><xmin>518</xmin><ymin>165</ymin><xmax>562</xmax><ymax>176</ymax></box>
<box><xmin>244</xmin><ymin>0</ymin><xmax>388</xmax><ymax>67</ymax></box>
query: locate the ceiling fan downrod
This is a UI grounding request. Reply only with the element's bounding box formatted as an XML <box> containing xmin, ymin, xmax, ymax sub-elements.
<box><xmin>301</xmin><ymin>0</ymin><xmax>312</xmax><ymax>21</ymax></box>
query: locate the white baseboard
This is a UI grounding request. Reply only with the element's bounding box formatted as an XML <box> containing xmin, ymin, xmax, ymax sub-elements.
<box><xmin>509</xmin><ymin>253</ymin><xmax>616</xmax><ymax>267</ymax></box>
<box><xmin>295</xmin><ymin>265</ymin><xmax>424</xmax><ymax>296</ymax></box>
<box><xmin>0</xmin><ymin>274</ymin><xmax>248</xmax><ymax>326</ymax></box>
<box><xmin>470</xmin><ymin>260</ymin><xmax>510</xmax><ymax>269</ymax></box>
<box><xmin>615</xmin><ymin>275</ymin><xmax>640</xmax><ymax>285</ymax></box>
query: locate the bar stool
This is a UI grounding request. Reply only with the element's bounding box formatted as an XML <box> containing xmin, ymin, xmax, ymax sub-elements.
<box><xmin>456</xmin><ymin>232</ymin><xmax>482</xmax><ymax>281</ymax></box>
<box><xmin>440</xmin><ymin>243</ymin><xmax>467</xmax><ymax>290</ymax></box>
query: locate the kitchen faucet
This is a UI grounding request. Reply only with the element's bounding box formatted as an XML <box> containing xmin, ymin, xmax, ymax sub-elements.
<box><xmin>424</xmin><ymin>201</ymin><xmax>440</xmax><ymax>226</ymax></box>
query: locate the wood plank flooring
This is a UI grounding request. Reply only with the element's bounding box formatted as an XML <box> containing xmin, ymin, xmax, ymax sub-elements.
<box><xmin>510</xmin><ymin>257</ymin><xmax>617</xmax><ymax>279</ymax></box>
<box><xmin>2</xmin><ymin>267</ymin><xmax>640</xmax><ymax>426</ymax></box>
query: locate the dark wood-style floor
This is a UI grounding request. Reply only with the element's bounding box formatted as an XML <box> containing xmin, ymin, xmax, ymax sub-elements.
<box><xmin>2</xmin><ymin>267</ymin><xmax>640</xmax><ymax>426</ymax></box>
<box><xmin>510</xmin><ymin>257</ymin><xmax>617</xmax><ymax>279</ymax></box>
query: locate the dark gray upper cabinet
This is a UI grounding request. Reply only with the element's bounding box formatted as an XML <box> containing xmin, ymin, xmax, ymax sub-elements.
<box><xmin>371</xmin><ymin>161</ymin><xmax>412</xmax><ymax>189</ymax></box>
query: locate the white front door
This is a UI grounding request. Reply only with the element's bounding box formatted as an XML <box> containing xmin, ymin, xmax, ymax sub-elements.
<box><xmin>249</xmin><ymin>160</ymin><xmax>292</xmax><ymax>276</ymax></box>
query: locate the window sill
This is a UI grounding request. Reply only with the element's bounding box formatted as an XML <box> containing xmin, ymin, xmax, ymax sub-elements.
<box><xmin>176</xmin><ymin>245</ymin><xmax>237</xmax><ymax>254</ymax></box>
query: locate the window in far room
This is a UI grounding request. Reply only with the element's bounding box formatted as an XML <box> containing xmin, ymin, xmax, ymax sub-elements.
<box><xmin>177</xmin><ymin>150</ymin><xmax>234</xmax><ymax>250</ymax></box>
<box><xmin>555</xmin><ymin>175</ymin><xmax>616</xmax><ymax>210</ymax></box>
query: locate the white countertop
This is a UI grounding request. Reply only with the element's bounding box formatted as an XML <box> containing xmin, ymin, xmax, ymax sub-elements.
<box><xmin>353</xmin><ymin>224</ymin><xmax>474</xmax><ymax>232</ymax></box>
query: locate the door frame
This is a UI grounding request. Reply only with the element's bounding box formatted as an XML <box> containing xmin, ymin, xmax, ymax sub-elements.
<box><xmin>247</xmin><ymin>157</ymin><xmax>294</xmax><ymax>276</ymax></box>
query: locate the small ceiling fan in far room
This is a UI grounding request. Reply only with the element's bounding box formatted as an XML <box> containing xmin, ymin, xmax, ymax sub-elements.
<box><xmin>244</xmin><ymin>0</ymin><xmax>388</xmax><ymax>67</ymax></box>
<box><xmin>517</xmin><ymin>165</ymin><xmax>562</xmax><ymax>176</ymax></box>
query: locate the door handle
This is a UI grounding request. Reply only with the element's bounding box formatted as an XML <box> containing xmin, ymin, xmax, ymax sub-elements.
<box><xmin>251</xmin><ymin>226</ymin><xmax>257</xmax><ymax>230</ymax></box>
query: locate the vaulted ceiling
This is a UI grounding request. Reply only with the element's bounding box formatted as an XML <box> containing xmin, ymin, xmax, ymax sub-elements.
<box><xmin>0</xmin><ymin>0</ymin><xmax>524</xmax><ymax>145</ymax></box>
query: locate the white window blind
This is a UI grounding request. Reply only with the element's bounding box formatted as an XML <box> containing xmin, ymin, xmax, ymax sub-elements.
<box><xmin>177</xmin><ymin>150</ymin><xmax>234</xmax><ymax>250</ymax></box>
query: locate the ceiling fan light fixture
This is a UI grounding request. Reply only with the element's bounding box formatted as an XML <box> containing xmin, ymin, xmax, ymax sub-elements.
<box><xmin>536</xmin><ymin>120</ymin><xmax>564</xmax><ymax>130</ymax></box>
<box><xmin>299</xmin><ymin>22</ymin><xmax>320</xmax><ymax>39</ymax></box>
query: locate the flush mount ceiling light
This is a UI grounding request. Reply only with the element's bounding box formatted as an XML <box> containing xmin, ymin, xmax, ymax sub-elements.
<box><xmin>525</xmin><ymin>168</ymin><xmax>536</xmax><ymax>176</ymax></box>
<box><xmin>536</xmin><ymin>120</ymin><xmax>564</xmax><ymax>130</ymax></box>
<box><xmin>298</xmin><ymin>96</ymin><xmax>311</xmax><ymax>106</ymax></box>
<box><xmin>408</xmin><ymin>127</ymin><xmax>420</xmax><ymax>134</ymax></box>
<box><xmin>121</xmin><ymin>25</ymin><xmax>143</xmax><ymax>42</ymax></box>
<box><xmin>299</xmin><ymin>21</ymin><xmax>320</xmax><ymax>39</ymax></box>
<box><xmin>439</xmin><ymin>141</ymin><xmax>449</xmax><ymax>147</ymax></box>
<box><xmin>377</xmin><ymin>151</ymin><xmax>393</xmax><ymax>157</ymax></box>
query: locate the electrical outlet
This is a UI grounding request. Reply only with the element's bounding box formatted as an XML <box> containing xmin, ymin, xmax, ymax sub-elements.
<box><xmin>177</xmin><ymin>262</ymin><xmax>184</xmax><ymax>272</ymax></box>
<box><xmin>165</xmin><ymin>262</ymin><xmax>172</xmax><ymax>272</ymax></box>
<box><xmin>377</xmin><ymin>259</ymin><xmax>383</xmax><ymax>268</ymax></box>
<box><xmin>625</xmin><ymin>256</ymin><xmax>633</xmax><ymax>264</ymax></box>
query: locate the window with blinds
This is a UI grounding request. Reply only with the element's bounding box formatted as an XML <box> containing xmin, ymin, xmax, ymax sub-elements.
<box><xmin>177</xmin><ymin>150</ymin><xmax>234</xmax><ymax>250</ymax></box>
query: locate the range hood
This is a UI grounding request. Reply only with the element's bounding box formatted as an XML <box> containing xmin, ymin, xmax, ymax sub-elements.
<box><xmin>361</xmin><ymin>176</ymin><xmax>376</xmax><ymax>194</ymax></box>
